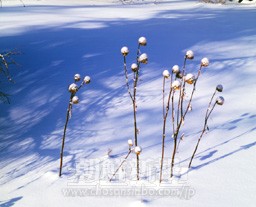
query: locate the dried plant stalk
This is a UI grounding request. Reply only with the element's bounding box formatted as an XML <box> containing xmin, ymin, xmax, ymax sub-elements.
<box><xmin>170</xmin><ymin>65</ymin><xmax>203</xmax><ymax>178</ymax></box>
<box><xmin>133</xmin><ymin>69</ymin><xmax>140</xmax><ymax>180</ymax></box>
<box><xmin>188</xmin><ymin>86</ymin><xmax>223</xmax><ymax>168</ymax></box>
<box><xmin>188</xmin><ymin>102</ymin><xmax>217</xmax><ymax>168</ymax></box>
<box><xmin>109</xmin><ymin>149</ymin><xmax>132</xmax><ymax>182</ymax></box>
<box><xmin>59</xmin><ymin>95</ymin><xmax>73</xmax><ymax>177</ymax></box>
<box><xmin>160</xmin><ymin>74</ymin><xmax>173</xmax><ymax>183</ymax></box>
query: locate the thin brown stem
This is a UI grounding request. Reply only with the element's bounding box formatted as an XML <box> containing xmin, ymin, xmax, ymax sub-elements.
<box><xmin>188</xmin><ymin>102</ymin><xmax>217</xmax><ymax>168</ymax></box>
<box><xmin>133</xmin><ymin>69</ymin><xmax>140</xmax><ymax>180</ymax></box>
<box><xmin>170</xmin><ymin>136</ymin><xmax>177</xmax><ymax>177</ymax></box>
<box><xmin>182</xmin><ymin>65</ymin><xmax>203</xmax><ymax>120</ymax></box>
<box><xmin>170</xmin><ymin>65</ymin><xmax>203</xmax><ymax>177</ymax></box>
<box><xmin>109</xmin><ymin>149</ymin><xmax>132</xmax><ymax>182</ymax></box>
<box><xmin>123</xmin><ymin>56</ymin><xmax>133</xmax><ymax>101</ymax></box>
<box><xmin>205</xmin><ymin>90</ymin><xmax>216</xmax><ymax>118</ymax></box>
<box><xmin>59</xmin><ymin>95</ymin><xmax>73</xmax><ymax>177</ymax></box>
<box><xmin>160</xmin><ymin>75</ymin><xmax>173</xmax><ymax>183</ymax></box>
<box><xmin>180</xmin><ymin>57</ymin><xmax>188</xmax><ymax>123</ymax></box>
<box><xmin>162</xmin><ymin>77</ymin><xmax>165</xmax><ymax>119</ymax></box>
<box><xmin>176</xmin><ymin>57</ymin><xmax>187</xmax><ymax>127</ymax></box>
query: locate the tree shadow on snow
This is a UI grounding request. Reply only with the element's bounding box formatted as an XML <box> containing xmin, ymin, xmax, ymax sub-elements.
<box><xmin>0</xmin><ymin>197</ymin><xmax>23</xmax><ymax>207</ymax></box>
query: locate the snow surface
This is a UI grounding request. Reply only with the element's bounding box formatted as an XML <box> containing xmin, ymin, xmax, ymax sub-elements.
<box><xmin>0</xmin><ymin>0</ymin><xmax>256</xmax><ymax>206</ymax></box>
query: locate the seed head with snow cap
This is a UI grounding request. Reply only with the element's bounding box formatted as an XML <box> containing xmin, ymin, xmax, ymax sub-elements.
<box><xmin>201</xmin><ymin>57</ymin><xmax>209</xmax><ymax>67</ymax></box>
<box><xmin>127</xmin><ymin>139</ymin><xmax>133</xmax><ymax>147</ymax></box>
<box><xmin>83</xmin><ymin>76</ymin><xmax>91</xmax><ymax>84</ymax></box>
<box><xmin>138</xmin><ymin>36</ymin><xmax>147</xmax><ymax>46</ymax></box>
<box><xmin>72</xmin><ymin>96</ymin><xmax>79</xmax><ymax>104</ymax></box>
<box><xmin>134</xmin><ymin>146</ymin><xmax>142</xmax><ymax>155</ymax></box>
<box><xmin>68</xmin><ymin>83</ymin><xmax>78</xmax><ymax>93</ymax></box>
<box><xmin>216</xmin><ymin>96</ymin><xmax>225</xmax><ymax>105</ymax></box>
<box><xmin>131</xmin><ymin>63</ymin><xmax>139</xmax><ymax>72</ymax></box>
<box><xmin>216</xmin><ymin>84</ymin><xmax>223</xmax><ymax>92</ymax></box>
<box><xmin>121</xmin><ymin>46</ymin><xmax>129</xmax><ymax>56</ymax></box>
<box><xmin>172</xmin><ymin>80</ymin><xmax>181</xmax><ymax>90</ymax></box>
<box><xmin>162</xmin><ymin>70</ymin><xmax>170</xmax><ymax>78</ymax></box>
<box><xmin>186</xmin><ymin>50</ymin><xmax>194</xmax><ymax>59</ymax></box>
<box><xmin>138</xmin><ymin>53</ymin><xmax>148</xmax><ymax>64</ymax></box>
<box><xmin>74</xmin><ymin>74</ymin><xmax>81</xmax><ymax>82</ymax></box>
<box><xmin>172</xmin><ymin>65</ymin><xmax>180</xmax><ymax>74</ymax></box>
<box><xmin>185</xmin><ymin>73</ymin><xmax>195</xmax><ymax>84</ymax></box>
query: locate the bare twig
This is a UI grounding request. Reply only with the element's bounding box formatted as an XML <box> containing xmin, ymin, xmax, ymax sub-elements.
<box><xmin>177</xmin><ymin>57</ymin><xmax>187</xmax><ymax>126</ymax></box>
<box><xmin>188</xmin><ymin>102</ymin><xmax>217</xmax><ymax>168</ymax></box>
<box><xmin>59</xmin><ymin>95</ymin><xmax>73</xmax><ymax>177</ymax></box>
<box><xmin>160</xmin><ymin>73</ymin><xmax>173</xmax><ymax>183</ymax></box>
<box><xmin>109</xmin><ymin>149</ymin><xmax>132</xmax><ymax>182</ymax></box>
<box><xmin>0</xmin><ymin>91</ymin><xmax>10</xmax><ymax>104</ymax></box>
<box><xmin>59</xmin><ymin>75</ymin><xmax>90</xmax><ymax>177</ymax></box>
<box><xmin>170</xmin><ymin>64</ymin><xmax>202</xmax><ymax>178</ymax></box>
<box><xmin>123</xmin><ymin>56</ymin><xmax>133</xmax><ymax>101</ymax></box>
<box><xmin>120</xmin><ymin>39</ymin><xmax>147</xmax><ymax>181</ymax></box>
<box><xmin>133</xmin><ymin>68</ymin><xmax>140</xmax><ymax>180</ymax></box>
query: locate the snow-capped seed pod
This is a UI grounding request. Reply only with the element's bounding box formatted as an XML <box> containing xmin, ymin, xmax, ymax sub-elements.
<box><xmin>138</xmin><ymin>53</ymin><xmax>148</xmax><ymax>64</ymax></box>
<box><xmin>131</xmin><ymin>63</ymin><xmax>139</xmax><ymax>72</ymax></box>
<box><xmin>216</xmin><ymin>84</ymin><xmax>223</xmax><ymax>92</ymax></box>
<box><xmin>162</xmin><ymin>70</ymin><xmax>170</xmax><ymax>78</ymax></box>
<box><xmin>68</xmin><ymin>83</ymin><xmax>78</xmax><ymax>93</ymax></box>
<box><xmin>72</xmin><ymin>96</ymin><xmax>79</xmax><ymax>104</ymax></box>
<box><xmin>172</xmin><ymin>80</ymin><xmax>181</xmax><ymax>90</ymax></box>
<box><xmin>185</xmin><ymin>73</ymin><xmax>195</xmax><ymax>84</ymax></box>
<box><xmin>138</xmin><ymin>36</ymin><xmax>147</xmax><ymax>46</ymax></box>
<box><xmin>134</xmin><ymin>146</ymin><xmax>142</xmax><ymax>155</ymax></box>
<box><xmin>186</xmin><ymin>50</ymin><xmax>194</xmax><ymax>59</ymax></box>
<box><xmin>172</xmin><ymin>65</ymin><xmax>180</xmax><ymax>74</ymax></box>
<box><xmin>83</xmin><ymin>76</ymin><xmax>91</xmax><ymax>84</ymax></box>
<box><xmin>127</xmin><ymin>139</ymin><xmax>133</xmax><ymax>147</ymax></box>
<box><xmin>121</xmin><ymin>46</ymin><xmax>129</xmax><ymax>56</ymax></box>
<box><xmin>74</xmin><ymin>74</ymin><xmax>81</xmax><ymax>82</ymax></box>
<box><xmin>216</xmin><ymin>96</ymin><xmax>224</xmax><ymax>105</ymax></box>
<box><xmin>201</xmin><ymin>57</ymin><xmax>209</xmax><ymax>67</ymax></box>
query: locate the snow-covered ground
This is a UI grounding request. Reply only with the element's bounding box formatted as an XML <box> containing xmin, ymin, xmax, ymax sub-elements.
<box><xmin>0</xmin><ymin>0</ymin><xmax>256</xmax><ymax>206</ymax></box>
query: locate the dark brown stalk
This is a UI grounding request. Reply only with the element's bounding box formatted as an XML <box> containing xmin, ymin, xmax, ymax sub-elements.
<box><xmin>162</xmin><ymin>77</ymin><xmax>166</xmax><ymax>119</ymax></box>
<box><xmin>160</xmin><ymin>75</ymin><xmax>173</xmax><ymax>183</ymax></box>
<box><xmin>109</xmin><ymin>149</ymin><xmax>132</xmax><ymax>182</ymax></box>
<box><xmin>123</xmin><ymin>56</ymin><xmax>133</xmax><ymax>101</ymax></box>
<box><xmin>122</xmin><ymin>48</ymin><xmax>140</xmax><ymax>180</ymax></box>
<box><xmin>206</xmin><ymin>90</ymin><xmax>216</xmax><ymax>118</ymax></box>
<box><xmin>176</xmin><ymin>57</ymin><xmax>187</xmax><ymax>127</ymax></box>
<box><xmin>132</xmin><ymin>44</ymin><xmax>143</xmax><ymax>181</ymax></box>
<box><xmin>133</xmin><ymin>69</ymin><xmax>139</xmax><ymax>180</ymax></box>
<box><xmin>188</xmin><ymin>102</ymin><xmax>217</xmax><ymax>168</ymax></box>
<box><xmin>170</xmin><ymin>65</ymin><xmax>203</xmax><ymax>177</ymax></box>
<box><xmin>182</xmin><ymin>65</ymin><xmax>203</xmax><ymax>120</ymax></box>
<box><xmin>59</xmin><ymin>94</ymin><xmax>73</xmax><ymax>177</ymax></box>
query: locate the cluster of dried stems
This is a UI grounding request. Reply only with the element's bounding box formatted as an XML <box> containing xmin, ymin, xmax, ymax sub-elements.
<box><xmin>160</xmin><ymin>51</ymin><xmax>224</xmax><ymax>182</ymax></box>
<box><xmin>110</xmin><ymin>37</ymin><xmax>147</xmax><ymax>181</ymax></box>
<box><xmin>57</xmin><ymin>37</ymin><xmax>225</xmax><ymax>182</ymax></box>
<box><xmin>109</xmin><ymin>40</ymin><xmax>224</xmax><ymax>183</ymax></box>
<box><xmin>0</xmin><ymin>51</ymin><xmax>19</xmax><ymax>103</ymax></box>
